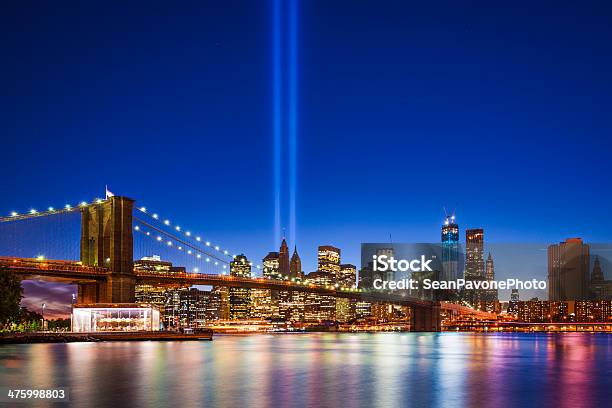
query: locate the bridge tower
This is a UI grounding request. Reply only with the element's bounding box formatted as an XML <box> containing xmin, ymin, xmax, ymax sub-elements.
<box><xmin>79</xmin><ymin>196</ymin><xmax>135</xmax><ymax>303</ymax></box>
<box><xmin>411</xmin><ymin>303</ymin><xmax>441</xmax><ymax>332</ymax></box>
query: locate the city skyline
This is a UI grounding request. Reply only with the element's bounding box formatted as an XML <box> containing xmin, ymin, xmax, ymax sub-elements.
<box><xmin>15</xmin><ymin>207</ymin><xmax>612</xmax><ymax>319</ymax></box>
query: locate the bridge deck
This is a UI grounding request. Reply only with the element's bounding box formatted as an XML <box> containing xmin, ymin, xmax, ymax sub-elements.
<box><xmin>0</xmin><ymin>257</ymin><xmax>434</xmax><ymax>307</ymax></box>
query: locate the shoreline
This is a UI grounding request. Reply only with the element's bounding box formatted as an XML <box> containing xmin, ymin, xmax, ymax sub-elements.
<box><xmin>0</xmin><ymin>331</ymin><xmax>213</xmax><ymax>344</ymax></box>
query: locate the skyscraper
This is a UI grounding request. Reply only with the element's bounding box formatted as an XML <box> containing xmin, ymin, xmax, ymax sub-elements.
<box><xmin>339</xmin><ymin>264</ymin><xmax>357</xmax><ymax>288</ymax></box>
<box><xmin>441</xmin><ymin>215</ymin><xmax>459</xmax><ymax>281</ymax></box>
<box><xmin>465</xmin><ymin>229</ymin><xmax>485</xmax><ymax>280</ymax></box>
<box><xmin>164</xmin><ymin>287</ymin><xmax>211</xmax><ymax>329</ymax></box>
<box><xmin>229</xmin><ymin>254</ymin><xmax>252</xmax><ymax>319</ymax></box>
<box><xmin>590</xmin><ymin>256</ymin><xmax>612</xmax><ymax>300</ymax></box>
<box><xmin>508</xmin><ymin>289</ymin><xmax>520</xmax><ymax>314</ymax></box>
<box><xmin>263</xmin><ymin>252</ymin><xmax>281</xmax><ymax>280</ymax></box>
<box><xmin>279</xmin><ymin>238</ymin><xmax>290</xmax><ymax>278</ymax></box>
<box><xmin>318</xmin><ymin>245</ymin><xmax>341</xmax><ymax>282</ymax></box>
<box><xmin>548</xmin><ymin>238</ymin><xmax>590</xmax><ymax>301</ymax></box>
<box><xmin>209</xmin><ymin>286</ymin><xmax>229</xmax><ymax>320</ymax></box>
<box><xmin>290</xmin><ymin>246</ymin><xmax>303</xmax><ymax>279</ymax></box>
<box><xmin>591</xmin><ymin>256</ymin><xmax>604</xmax><ymax>282</ymax></box>
<box><xmin>485</xmin><ymin>252</ymin><xmax>498</xmax><ymax>301</ymax></box>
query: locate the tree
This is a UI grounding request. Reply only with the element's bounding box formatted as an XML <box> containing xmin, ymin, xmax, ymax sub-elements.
<box><xmin>0</xmin><ymin>268</ymin><xmax>23</xmax><ymax>326</ymax></box>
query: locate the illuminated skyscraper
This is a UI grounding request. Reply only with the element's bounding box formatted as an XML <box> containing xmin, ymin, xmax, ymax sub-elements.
<box><xmin>508</xmin><ymin>289</ymin><xmax>520</xmax><ymax>314</ymax></box>
<box><xmin>250</xmin><ymin>288</ymin><xmax>275</xmax><ymax>319</ymax></box>
<box><xmin>290</xmin><ymin>246</ymin><xmax>303</xmax><ymax>279</ymax></box>
<box><xmin>304</xmin><ymin>271</ymin><xmax>335</xmax><ymax>322</ymax></box>
<box><xmin>263</xmin><ymin>250</ymin><xmax>283</xmax><ymax>318</ymax></box>
<box><xmin>263</xmin><ymin>252</ymin><xmax>281</xmax><ymax>280</ymax></box>
<box><xmin>164</xmin><ymin>288</ymin><xmax>211</xmax><ymax>329</ymax></box>
<box><xmin>339</xmin><ymin>264</ymin><xmax>357</xmax><ymax>288</ymax></box>
<box><xmin>465</xmin><ymin>229</ymin><xmax>485</xmax><ymax>280</ymax></box>
<box><xmin>548</xmin><ymin>238</ymin><xmax>590</xmax><ymax>301</ymax></box>
<box><xmin>229</xmin><ymin>254</ymin><xmax>252</xmax><ymax>319</ymax></box>
<box><xmin>441</xmin><ymin>215</ymin><xmax>459</xmax><ymax>281</ymax></box>
<box><xmin>210</xmin><ymin>286</ymin><xmax>229</xmax><ymax>320</ymax></box>
<box><xmin>318</xmin><ymin>245</ymin><xmax>341</xmax><ymax>282</ymax></box>
<box><xmin>134</xmin><ymin>255</ymin><xmax>188</xmax><ymax>310</ymax></box>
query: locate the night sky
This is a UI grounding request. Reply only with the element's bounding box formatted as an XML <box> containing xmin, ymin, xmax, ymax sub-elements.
<box><xmin>1</xmin><ymin>1</ymin><xmax>611</xmax><ymax>316</ymax></box>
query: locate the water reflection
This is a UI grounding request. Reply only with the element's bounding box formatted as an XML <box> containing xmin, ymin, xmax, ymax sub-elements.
<box><xmin>0</xmin><ymin>333</ymin><xmax>611</xmax><ymax>407</ymax></box>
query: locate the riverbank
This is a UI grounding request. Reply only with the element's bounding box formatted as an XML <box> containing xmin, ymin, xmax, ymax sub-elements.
<box><xmin>0</xmin><ymin>331</ymin><xmax>213</xmax><ymax>344</ymax></box>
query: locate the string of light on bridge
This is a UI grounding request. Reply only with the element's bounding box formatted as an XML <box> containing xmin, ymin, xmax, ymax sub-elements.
<box><xmin>1</xmin><ymin>198</ymin><xmax>107</xmax><ymax>222</ymax></box>
<box><xmin>134</xmin><ymin>205</ymin><xmax>265</xmax><ymax>271</ymax></box>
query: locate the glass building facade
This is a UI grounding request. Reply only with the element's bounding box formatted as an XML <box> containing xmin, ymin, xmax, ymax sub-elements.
<box><xmin>72</xmin><ymin>304</ymin><xmax>161</xmax><ymax>332</ymax></box>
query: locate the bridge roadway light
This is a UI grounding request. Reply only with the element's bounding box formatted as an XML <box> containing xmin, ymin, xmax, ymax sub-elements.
<box><xmin>10</xmin><ymin>211</ymin><xmax>17</xmax><ymax>216</ymax></box>
<box><xmin>48</xmin><ymin>207</ymin><xmax>54</xmax><ymax>211</ymax></box>
<box><xmin>65</xmin><ymin>204</ymin><xmax>71</xmax><ymax>209</ymax></box>
<box><xmin>30</xmin><ymin>209</ymin><xmax>37</xmax><ymax>214</ymax></box>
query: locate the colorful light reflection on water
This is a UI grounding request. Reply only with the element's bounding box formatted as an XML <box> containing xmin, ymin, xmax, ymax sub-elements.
<box><xmin>1</xmin><ymin>333</ymin><xmax>611</xmax><ymax>407</ymax></box>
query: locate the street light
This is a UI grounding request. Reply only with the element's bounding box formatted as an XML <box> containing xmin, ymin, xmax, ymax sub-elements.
<box><xmin>41</xmin><ymin>303</ymin><xmax>46</xmax><ymax>331</ymax></box>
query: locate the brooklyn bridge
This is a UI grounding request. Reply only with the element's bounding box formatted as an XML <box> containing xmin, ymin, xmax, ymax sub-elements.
<box><xmin>0</xmin><ymin>195</ymin><xmax>491</xmax><ymax>331</ymax></box>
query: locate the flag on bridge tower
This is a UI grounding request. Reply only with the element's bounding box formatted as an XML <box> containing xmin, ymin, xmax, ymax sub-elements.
<box><xmin>105</xmin><ymin>185</ymin><xmax>114</xmax><ymax>199</ymax></box>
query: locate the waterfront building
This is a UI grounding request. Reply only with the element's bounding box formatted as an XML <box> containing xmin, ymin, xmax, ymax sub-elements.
<box><xmin>355</xmin><ymin>301</ymin><xmax>372</xmax><ymax>318</ymax></box>
<box><xmin>164</xmin><ymin>287</ymin><xmax>211</xmax><ymax>328</ymax></box>
<box><xmin>575</xmin><ymin>300</ymin><xmax>612</xmax><ymax>322</ymax></box>
<box><xmin>134</xmin><ymin>255</ymin><xmax>188</xmax><ymax>310</ymax></box>
<box><xmin>278</xmin><ymin>291</ymin><xmax>305</xmax><ymax>322</ymax></box>
<box><xmin>229</xmin><ymin>254</ymin><xmax>252</xmax><ymax>319</ymax></box>
<box><xmin>335</xmin><ymin>298</ymin><xmax>354</xmax><ymax>323</ymax></box>
<box><xmin>250</xmin><ymin>289</ymin><xmax>275</xmax><ymax>319</ymax></box>
<box><xmin>548</xmin><ymin>238</ymin><xmax>590</xmax><ymax>300</ymax></box>
<box><xmin>304</xmin><ymin>271</ymin><xmax>336</xmax><ymax>322</ymax></box>
<box><xmin>210</xmin><ymin>286</ymin><xmax>230</xmax><ymax>320</ymax></box>
<box><xmin>72</xmin><ymin>304</ymin><xmax>160</xmax><ymax>332</ymax></box>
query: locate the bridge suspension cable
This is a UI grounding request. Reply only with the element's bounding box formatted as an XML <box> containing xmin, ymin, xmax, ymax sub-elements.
<box><xmin>133</xmin><ymin>205</ymin><xmax>264</xmax><ymax>272</ymax></box>
<box><xmin>0</xmin><ymin>199</ymin><xmax>106</xmax><ymax>223</ymax></box>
